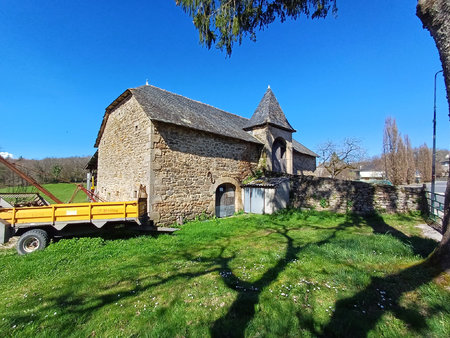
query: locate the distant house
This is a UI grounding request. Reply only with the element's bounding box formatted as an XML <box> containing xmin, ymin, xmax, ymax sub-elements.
<box><xmin>355</xmin><ymin>170</ymin><xmax>386</xmax><ymax>181</ymax></box>
<box><xmin>92</xmin><ymin>85</ymin><xmax>317</xmax><ymax>225</ymax></box>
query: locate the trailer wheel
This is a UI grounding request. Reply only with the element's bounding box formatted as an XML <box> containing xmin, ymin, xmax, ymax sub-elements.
<box><xmin>17</xmin><ymin>229</ymin><xmax>49</xmax><ymax>255</ymax></box>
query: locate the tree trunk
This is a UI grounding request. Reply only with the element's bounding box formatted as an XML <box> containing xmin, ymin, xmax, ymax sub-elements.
<box><xmin>417</xmin><ymin>0</ymin><xmax>450</xmax><ymax>270</ymax></box>
<box><xmin>431</xmin><ymin>173</ymin><xmax>450</xmax><ymax>270</ymax></box>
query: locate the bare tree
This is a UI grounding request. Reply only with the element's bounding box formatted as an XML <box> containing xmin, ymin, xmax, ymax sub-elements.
<box><xmin>404</xmin><ymin>135</ymin><xmax>416</xmax><ymax>184</ymax></box>
<box><xmin>416</xmin><ymin>143</ymin><xmax>432</xmax><ymax>182</ymax></box>
<box><xmin>0</xmin><ymin>156</ymin><xmax>90</xmax><ymax>187</ymax></box>
<box><xmin>317</xmin><ymin>138</ymin><xmax>365</xmax><ymax>179</ymax></box>
<box><xmin>383</xmin><ymin>117</ymin><xmax>408</xmax><ymax>185</ymax></box>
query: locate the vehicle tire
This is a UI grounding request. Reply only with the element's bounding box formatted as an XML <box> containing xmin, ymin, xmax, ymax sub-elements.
<box><xmin>17</xmin><ymin>229</ymin><xmax>49</xmax><ymax>255</ymax></box>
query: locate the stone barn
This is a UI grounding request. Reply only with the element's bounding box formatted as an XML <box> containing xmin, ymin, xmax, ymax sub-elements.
<box><xmin>93</xmin><ymin>84</ymin><xmax>317</xmax><ymax>225</ymax></box>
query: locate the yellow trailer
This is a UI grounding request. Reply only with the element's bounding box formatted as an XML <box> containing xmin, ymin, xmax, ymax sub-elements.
<box><xmin>0</xmin><ymin>199</ymin><xmax>148</xmax><ymax>255</ymax></box>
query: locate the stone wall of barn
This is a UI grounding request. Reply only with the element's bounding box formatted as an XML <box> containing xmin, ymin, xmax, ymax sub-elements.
<box><xmin>293</xmin><ymin>152</ymin><xmax>316</xmax><ymax>175</ymax></box>
<box><xmin>149</xmin><ymin>121</ymin><xmax>262</xmax><ymax>225</ymax></box>
<box><xmin>273</xmin><ymin>174</ymin><xmax>427</xmax><ymax>214</ymax></box>
<box><xmin>96</xmin><ymin>96</ymin><xmax>152</xmax><ymax>203</ymax></box>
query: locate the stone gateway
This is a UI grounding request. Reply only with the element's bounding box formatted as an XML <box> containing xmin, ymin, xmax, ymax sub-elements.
<box><xmin>92</xmin><ymin>85</ymin><xmax>317</xmax><ymax>225</ymax></box>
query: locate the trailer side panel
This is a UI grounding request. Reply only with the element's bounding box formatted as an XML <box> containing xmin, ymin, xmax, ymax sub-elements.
<box><xmin>0</xmin><ymin>200</ymin><xmax>143</xmax><ymax>226</ymax></box>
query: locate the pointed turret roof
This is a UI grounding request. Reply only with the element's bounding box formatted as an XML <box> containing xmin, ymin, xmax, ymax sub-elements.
<box><xmin>243</xmin><ymin>87</ymin><xmax>296</xmax><ymax>132</ymax></box>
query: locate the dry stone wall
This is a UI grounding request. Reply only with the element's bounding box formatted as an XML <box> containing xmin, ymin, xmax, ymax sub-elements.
<box><xmin>151</xmin><ymin>122</ymin><xmax>261</xmax><ymax>225</ymax></box>
<box><xmin>97</xmin><ymin>96</ymin><xmax>151</xmax><ymax>202</ymax></box>
<box><xmin>268</xmin><ymin>173</ymin><xmax>427</xmax><ymax>214</ymax></box>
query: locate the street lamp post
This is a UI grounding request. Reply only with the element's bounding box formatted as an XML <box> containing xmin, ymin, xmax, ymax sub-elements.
<box><xmin>431</xmin><ymin>69</ymin><xmax>443</xmax><ymax>215</ymax></box>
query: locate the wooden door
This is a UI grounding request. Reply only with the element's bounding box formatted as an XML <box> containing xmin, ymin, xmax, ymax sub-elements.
<box><xmin>272</xmin><ymin>138</ymin><xmax>287</xmax><ymax>172</ymax></box>
<box><xmin>215</xmin><ymin>184</ymin><xmax>235</xmax><ymax>218</ymax></box>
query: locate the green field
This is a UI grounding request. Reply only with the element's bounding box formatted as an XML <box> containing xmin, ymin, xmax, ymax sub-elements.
<box><xmin>0</xmin><ymin>210</ymin><xmax>449</xmax><ymax>337</ymax></box>
<box><xmin>0</xmin><ymin>183</ymin><xmax>89</xmax><ymax>204</ymax></box>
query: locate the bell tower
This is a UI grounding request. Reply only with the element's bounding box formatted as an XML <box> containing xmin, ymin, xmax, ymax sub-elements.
<box><xmin>243</xmin><ymin>86</ymin><xmax>296</xmax><ymax>174</ymax></box>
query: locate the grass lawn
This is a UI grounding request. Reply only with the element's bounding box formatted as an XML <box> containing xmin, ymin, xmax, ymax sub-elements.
<box><xmin>0</xmin><ymin>183</ymin><xmax>89</xmax><ymax>204</ymax></box>
<box><xmin>0</xmin><ymin>210</ymin><xmax>449</xmax><ymax>337</ymax></box>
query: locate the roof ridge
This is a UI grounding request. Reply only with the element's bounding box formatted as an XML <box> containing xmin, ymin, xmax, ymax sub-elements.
<box><xmin>127</xmin><ymin>84</ymin><xmax>261</xmax><ymax>145</ymax></box>
<box><xmin>132</xmin><ymin>85</ymin><xmax>250</xmax><ymax>121</ymax></box>
<box><xmin>266</xmin><ymin>89</ymin><xmax>277</xmax><ymax>124</ymax></box>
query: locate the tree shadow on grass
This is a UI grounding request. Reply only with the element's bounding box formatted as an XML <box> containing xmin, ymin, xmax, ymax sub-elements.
<box><xmin>5</xmin><ymin>222</ymin><xmax>306</xmax><ymax>336</ymax></box>
<box><xmin>209</xmin><ymin>212</ymin><xmax>439</xmax><ymax>337</ymax></box>
<box><xmin>53</xmin><ymin>222</ymin><xmax>168</xmax><ymax>242</ymax></box>
<box><xmin>210</xmin><ymin>221</ymin><xmax>351</xmax><ymax>337</ymax></box>
<box><xmin>3</xmin><ymin>212</ymin><xmax>443</xmax><ymax>337</ymax></box>
<box><xmin>2</xmin><ymin>253</ymin><xmax>224</xmax><ymax>335</ymax></box>
<box><xmin>322</xmin><ymin>259</ymin><xmax>446</xmax><ymax>337</ymax></box>
<box><xmin>321</xmin><ymin>213</ymin><xmax>445</xmax><ymax>337</ymax></box>
<box><xmin>210</xmin><ymin>225</ymin><xmax>300</xmax><ymax>337</ymax></box>
<box><xmin>342</xmin><ymin>213</ymin><xmax>437</xmax><ymax>258</ymax></box>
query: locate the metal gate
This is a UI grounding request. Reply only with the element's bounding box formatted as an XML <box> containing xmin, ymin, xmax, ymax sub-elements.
<box><xmin>243</xmin><ymin>187</ymin><xmax>265</xmax><ymax>214</ymax></box>
<box><xmin>215</xmin><ymin>184</ymin><xmax>236</xmax><ymax>218</ymax></box>
<box><xmin>425</xmin><ymin>190</ymin><xmax>445</xmax><ymax>226</ymax></box>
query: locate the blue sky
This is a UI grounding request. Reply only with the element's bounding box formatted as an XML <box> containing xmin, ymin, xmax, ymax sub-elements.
<box><xmin>0</xmin><ymin>0</ymin><xmax>448</xmax><ymax>160</ymax></box>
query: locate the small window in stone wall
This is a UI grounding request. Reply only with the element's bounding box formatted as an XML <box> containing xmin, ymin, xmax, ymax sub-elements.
<box><xmin>133</xmin><ymin>190</ymin><xmax>137</xmax><ymax>198</ymax></box>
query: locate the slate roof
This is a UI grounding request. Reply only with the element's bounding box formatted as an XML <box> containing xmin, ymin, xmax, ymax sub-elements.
<box><xmin>293</xmin><ymin>140</ymin><xmax>318</xmax><ymax>157</ymax></box>
<box><xmin>131</xmin><ymin>85</ymin><xmax>260</xmax><ymax>144</ymax></box>
<box><xmin>95</xmin><ymin>85</ymin><xmax>317</xmax><ymax>157</ymax></box>
<box><xmin>244</xmin><ymin>87</ymin><xmax>296</xmax><ymax>132</ymax></box>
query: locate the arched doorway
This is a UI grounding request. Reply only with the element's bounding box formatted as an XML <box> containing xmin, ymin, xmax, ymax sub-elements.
<box><xmin>272</xmin><ymin>138</ymin><xmax>287</xmax><ymax>172</ymax></box>
<box><xmin>215</xmin><ymin>183</ymin><xmax>236</xmax><ymax>218</ymax></box>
